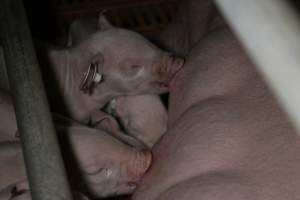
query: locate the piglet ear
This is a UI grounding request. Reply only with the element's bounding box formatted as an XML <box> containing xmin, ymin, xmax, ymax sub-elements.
<box><xmin>97</xmin><ymin>12</ymin><xmax>114</xmax><ymax>31</ymax></box>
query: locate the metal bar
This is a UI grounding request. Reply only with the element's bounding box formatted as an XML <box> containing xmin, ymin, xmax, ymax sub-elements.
<box><xmin>215</xmin><ymin>0</ymin><xmax>300</xmax><ymax>132</ymax></box>
<box><xmin>0</xmin><ymin>0</ymin><xmax>73</xmax><ymax>199</ymax></box>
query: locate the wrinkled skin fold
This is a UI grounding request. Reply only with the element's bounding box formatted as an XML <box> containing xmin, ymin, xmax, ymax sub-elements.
<box><xmin>132</xmin><ymin>1</ymin><xmax>300</xmax><ymax>200</ymax></box>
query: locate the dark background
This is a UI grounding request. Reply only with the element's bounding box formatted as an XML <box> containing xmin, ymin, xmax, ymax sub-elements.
<box><xmin>23</xmin><ymin>0</ymin><xmax>178</xmax><ymax>44</ymax></box>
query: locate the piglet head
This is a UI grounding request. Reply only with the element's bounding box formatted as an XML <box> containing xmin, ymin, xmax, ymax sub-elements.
<box><xmin>63</xmin><ymin>124</ymin><xmax>152</xmax><ymax>198</ymax></box>
<box><xmin>149</xmin><ymin>53</ymin><xmax>185</xmax><ymax>93</ymax></box>
<box><xmin>73</xmin><ymin>15</ymin><xmax>184</xmax><ymax>98</ymax></box>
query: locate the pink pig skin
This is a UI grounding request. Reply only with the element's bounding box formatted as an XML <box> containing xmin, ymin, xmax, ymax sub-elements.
<box><xmin>0</xmin><ymin>89</ymin><xmax>17</xmax><ymax>142</ymax></box>
<box><xmin>0</xmin><ymin>142</ymin><xmax>26</xmax><ymax>192</ymax></box>
<box><xmin>89</xmin><ymin>110</ymin><xmax>149</xmax><ymax>150</ymax></box>
<box><xmin>108</xmin><ymin>95</ymin><xmax>167</xmax><ymax>148</ymax></box>
<box><xmin>132</xmin><ymin>1</ymin><xmax>300</xmax><ymax>200</ymax></box>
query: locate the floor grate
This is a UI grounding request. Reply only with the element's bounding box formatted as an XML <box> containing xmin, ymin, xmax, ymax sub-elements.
<box><xmin>52</xmin><ymin>0</ymin><xmax>178</xmax><ymax>36</ymax></box>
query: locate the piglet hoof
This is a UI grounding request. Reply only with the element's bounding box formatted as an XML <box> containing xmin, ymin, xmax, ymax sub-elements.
<box><xmin>2</xmin><ymin>181</ymin><xmax>32</xmax><ymax>200</ymax></box>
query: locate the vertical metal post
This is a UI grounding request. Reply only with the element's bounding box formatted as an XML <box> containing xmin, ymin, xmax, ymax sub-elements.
<box><xmin>0</xmin><ymin>0</ymin><xmax>73</xmax><ymax>199</ymax></box>
<box><xmin>215</xmin><ymin>0</ymin><xmax>300</xmax><ymax>132</ymax></box>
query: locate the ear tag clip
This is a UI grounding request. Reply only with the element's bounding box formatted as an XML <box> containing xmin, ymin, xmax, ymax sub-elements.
<box><xmin>79</xmin><ymin>63</ymin><xmax>103</xmax><ymax>94</ymax></box>
<box><xmin>93</xmin><ymin>73</ymin><xmax>103</xmax><ymax>83</ymax></box>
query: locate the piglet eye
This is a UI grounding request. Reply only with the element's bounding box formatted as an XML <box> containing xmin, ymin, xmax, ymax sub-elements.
<box><xmin>128</xmin><ymin>65</ymin><xmax>142</xmax><ymax>75</ymax></box>
<box><xmin>131</xmin><ymin>65</ymin><xmax>141</xmax><ymax>69</ymax></box>
<box><xmin>121</xmin><ymin>63</ymin><xmax>143</xmax><ymax>77</ymax></box>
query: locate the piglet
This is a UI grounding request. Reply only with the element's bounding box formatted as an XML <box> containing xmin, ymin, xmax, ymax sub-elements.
<box><xmin>57</xmin><ymin>120</ymin><xmax>152</xmax><ymax>198</ymax></box>
<box><xmin>67</xmin><ymin>15</ymin><xmax>169</xmax><ymax>148</ymax></box>
<box><xmin>106</xmin><ymin>95</ymin><xmax>168</xmax><ymax>148</ymax></box>
<box><xmin>0</xmin><ymin>122</ymin><xmax>152</xmax><ymax>199</ymax></box>
<box><xmin>40</xmin><ymin>14</ymin><xmax>184</xmax><ymax>124</ymax></box>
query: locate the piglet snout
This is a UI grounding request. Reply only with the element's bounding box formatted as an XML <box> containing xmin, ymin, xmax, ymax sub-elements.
<box><xmin>154</xmin><ymin>54</ymin><xmax>185</xmax><ymax>84</ymax></box>
<box><xmin>127</xmin><ymin>150</ymin><xmax>152</xmax><ymax>180</ymax></box>
<box><xmin>167</xmin><ymin>54</ymin><xmax>185</xmax><ymax>79</ymax></box>
<box><xmin>169</xmin><ymin>54</ymin><xmax>185</xmax><ymax>71</ymax></box>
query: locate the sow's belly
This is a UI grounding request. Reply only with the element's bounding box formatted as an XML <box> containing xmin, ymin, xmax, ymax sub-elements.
<box><xmin>132</xmin><ymin>95</ymin><xmax>300</xmax><ymax>200</ymax></box>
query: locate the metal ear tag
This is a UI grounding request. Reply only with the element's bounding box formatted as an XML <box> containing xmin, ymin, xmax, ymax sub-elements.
<box><xmin>93</xmin><ymin>72</ymin><xmax>103</xmax><ymax>83</ymax></box>
<box><xmin>79</xmin><ymin>63</ymin><xmax>103</xmax><ymax>94</ymax></box>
